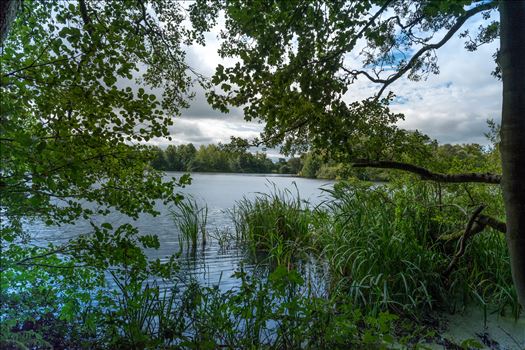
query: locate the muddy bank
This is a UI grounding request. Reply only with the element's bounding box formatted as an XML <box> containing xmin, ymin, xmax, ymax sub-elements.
<box><xmin>427</xmin><ymin>307</ymin><xmax>524</xmax><ymax>350</ymax></box>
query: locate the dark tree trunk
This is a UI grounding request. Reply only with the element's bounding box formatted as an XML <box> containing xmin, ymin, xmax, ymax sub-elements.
<box><xmin>0</xmin><ymin>0</ymin><xmax>21</xmax><ymax>44</ymax></box>
<box><xmin>500</xmin><ymin>0</ymin><xmax>525</xmax><ymax>307</ymax></box>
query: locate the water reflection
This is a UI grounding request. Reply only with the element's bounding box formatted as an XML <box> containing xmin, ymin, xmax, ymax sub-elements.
<box><xmin>27</xmin><ymin>173</ymin><xmax>334</xmax><ymax>290</ymax></box>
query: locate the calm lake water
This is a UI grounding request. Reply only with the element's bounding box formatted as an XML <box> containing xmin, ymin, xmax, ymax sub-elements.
<box><xmin>24</xmin><ymin>174</ymin><xmax>525</xmax><ymax>347</ymax></box>
<box><xmin>30</xmin><ymin>172</ymin><xmax>334</xmax><ymax>290</ymax></box>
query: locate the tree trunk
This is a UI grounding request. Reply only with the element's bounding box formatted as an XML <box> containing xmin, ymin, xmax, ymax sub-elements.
<box><xmin>0</xmin><ymin>0</ymin><xmax>21</xmax><ymax>44</ymax></box>
<box><xmin>500</xmin><ymin>0</ymin><xmax>525</xmax><ymax>307</ymax></box>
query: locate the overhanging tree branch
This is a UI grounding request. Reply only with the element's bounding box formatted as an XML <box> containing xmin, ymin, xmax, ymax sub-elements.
<box><xmin>352</xmin><ymin>160</ymin><xmax>501</xmax><ymax>184</ymax></box>
<box><xmin>341</xmin><ymin>2</ymin><xmax>497</xmax><ymax>99</ymax></box>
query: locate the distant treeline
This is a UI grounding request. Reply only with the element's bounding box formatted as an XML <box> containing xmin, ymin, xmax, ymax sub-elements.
<box><xmin>149</xmin><ymin>144</ymin><xmax>301</xmax><ymax>174</ymax></box>
<box><xmin>150</xmin><ymin>142</ymin><xmax>493</xmax><ymax>181</ymax></box>
<box><xmin>149</xmin><ymin>144</ymin><xmax>390</xmax><ymax>180</ymax></box>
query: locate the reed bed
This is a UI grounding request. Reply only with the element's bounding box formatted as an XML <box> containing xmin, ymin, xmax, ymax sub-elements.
<box><xmin>226</xmin><ymin>180</ymin><xmax>518</xmax><ymax>318</ymax></box>
<box><xmin>229</xmin><ymin>184</ymin><xmax>312</xmax><ymax>265</ymax></box>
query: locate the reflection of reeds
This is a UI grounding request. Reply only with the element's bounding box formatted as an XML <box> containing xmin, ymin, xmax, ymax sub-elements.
<box><xmin>171</xmin><ymin>197</ymin><xmax>208</xmax><ymax>251</ymax></box>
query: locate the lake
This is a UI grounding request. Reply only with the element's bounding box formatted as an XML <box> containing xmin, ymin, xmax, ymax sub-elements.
<box><xmin>21</xmin><ymin>173</ymin><xmax>525</xmax><ymax>348</ymax></box>
<box><xmin>29</xmin><ymin>172</ymin><xmax>334</xmax><ymax>290</ymax></box>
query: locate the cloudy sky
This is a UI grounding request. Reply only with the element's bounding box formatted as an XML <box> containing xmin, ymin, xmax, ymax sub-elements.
<box><xmin>150</xmin><ymin>7</ymin><xmax>501</xmax><ymax>154</ymax></box>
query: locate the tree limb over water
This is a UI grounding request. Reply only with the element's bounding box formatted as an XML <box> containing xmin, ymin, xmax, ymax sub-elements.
<box><xmin>352</xmin><ymin>160</ymin><xmax>502</xmax><ymax>184</ymax></box>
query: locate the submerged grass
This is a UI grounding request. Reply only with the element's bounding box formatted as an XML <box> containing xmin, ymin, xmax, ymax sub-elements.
<box><xmin>171</xmin><ymin>197</ymin><xmax>208</xmax><ymax>251</ymax></box>
<box><xmin>229</xmin><ymin>183</ymin><xmax>312</xmax><ymax>265</ymax></box>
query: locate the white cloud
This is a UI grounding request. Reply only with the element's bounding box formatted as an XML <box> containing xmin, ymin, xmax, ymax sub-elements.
<box><xmin>388</xmin><ymin>26</ymin><xmax>500</xmax><ymax>145</ymax></box>
<box><xmin>157</xmin><ymin>8</ymin><xmax>501</xmax><ymax>148</ymax></box>
<box><xmin>149</xmin><ymin>118</ymin><xmax>262</xmax><ymax>149</ymax></box>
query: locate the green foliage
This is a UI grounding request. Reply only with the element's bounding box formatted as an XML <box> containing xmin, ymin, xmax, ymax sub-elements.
<box><xmin>150</xmin><ymin>143</ymin><xmax>298</xmax><ymax>174</ymax></box>
<box><xmin>172</xmin><ymin>266</ymin><xmax>399</xmax><ymax>349</ymax></box>
<box><xmin>230</xmin><ymin>185</ymin><xmax>312</xmax><ymax>265</ymax></box>
<box><xmin>189</xmin><ymin>0</ymin><xmax>498</xmax><ymax>159</ymax></box>
<box><xmin>1</xmin><ymin>0</ymin><xmax>197</xmax><ymax>231</ymax></box>
<box><xmin>165</xmin><ymin>143</ymin><xmax>197</xmax><ymax>171</ymax></box>
<box><xmin>0</xmin><ymin>322</ymin><xmax>53</xmax><ymax>350</ymax></box>
<box><xmin>3</xmin><ymin>175</ymin><xmax>516</xmax><ymax>348</ymax></box>
<box><xmin>316</xmin><ymin>179</ymin><xmax>516</xmax><ymax>317</ymax></box>
<box><xmin>1</xmin><ymin>1</ymin><xmax>517</xmax><ymax>348</ymax></box>
<box><xmin>1</xmin><ymin>253</ymin><xmax>402</xmax><ymax>348</ymax></box>
<box><xmin>185</xmin><ymin>0</ymin><xmax>517</xmax><ymax>320</ymax></box>
<box><xmin>299</xmin><ymin>152</ymin><xmax>322</xmax><ymax>178</ymax></box>
<box><xmin>222</xmin><ymin>165</ymin><xmax>515</xmax><ymax>319</ymax></box>
<box><xmin>171</xmin><ymin>197</ymin><xmax>208</xmax><ymax>251</ymax></box>
<box><xmin>150</xmin><ymin>142</ymin><xmax>395</xmax><ymax>180</ymax></box>
<box><xmin>320</xmin><ymin>182</ymin><xmax>450</xmax><ymax>313</ymax></box>
<box><xmin>0</xmin><ymin>0</ymin><xmax>197</xmax><ymax>285</ymax></box>
<box><xmin>298</xmin><ymin>152</ymin><xmax>391</xmax><ymax>181</ymax></box>
<box><xmin>0</xmin><ymin>1</ymin><xmax>199</xmax><ymax>347</ymax></box>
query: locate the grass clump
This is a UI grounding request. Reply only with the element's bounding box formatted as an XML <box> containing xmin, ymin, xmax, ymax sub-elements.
<box><xmin>230</xmin><ymin>184</ymin><xmax>312</xmax><ymax>265</ymax></box>
<box><xmin>171</xmin><ymin>196</ymin><xmax>208</xmax><ymax>251</ymax></box>
<box><xmin>316</xmin><ymin>180</ymin><xmax>517</xmax><ymax>317</ymax></box>
<box><xmin>225</xmin><ymin>179</ymin><xmax>517</xmax><ymax>319</ymax></box>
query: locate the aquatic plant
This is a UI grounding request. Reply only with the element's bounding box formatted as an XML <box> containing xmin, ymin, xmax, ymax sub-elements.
<box><xmin>317</xmin><ymin>180</ymin><xmax>517</xmax><ymax>317</ymax></box>
<box><xmin>229</xmin><ymin>184</ymin><xmax>312</xmax><ymax>265</ymax></box>
<box><xmin>222</xmin><ymin>178</ymin><xmax>517</xmax><ymax>319</ymax></box>
<box><xmin>172</xmin><ymin>266</ymin><xmax>399</xmax><ymax>349</ymax></box>
<box><xmin>171</xmin><ymin>197</ymin><xmax>208</xmax><ymax>251</ymax></box>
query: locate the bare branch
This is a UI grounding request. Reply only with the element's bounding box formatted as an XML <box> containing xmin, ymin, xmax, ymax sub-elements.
<box><xmin>0</xmin><ymin>245</ymin><xmax>73</xmax><ymax>272</ymax></box>
<box><xmin>258</xmin><ymin>119</ymin><xmax>310</xmax><ymax>147</ymax></box>
<box><xmin>443</xmin><ymin>205</ymin><xmax>486</xmax><ymax>277</ymax></box>
<box><xmin>2</xmin><ymin>54</ymin><xmax>81</xmax><ymax>78</ymax></box>
<box><xmin>373</xmin><ymin>2</ymin><xmax>496</xmax><ymax>99</ymax></box>
<box><xmin>339</xmin><ymin>2</ymin><xmax>497</xmax><ymax>98</ymax></box>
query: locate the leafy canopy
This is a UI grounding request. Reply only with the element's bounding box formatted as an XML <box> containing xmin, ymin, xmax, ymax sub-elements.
<box><xmin>0</xmin><ymin>0</ymin><xmax>203</xmax><ymax>277</ymax></box>
<box><xmin>191</xmin><ymin>0</ymin><xmax>498</xmax><ymax>162</ymax></box>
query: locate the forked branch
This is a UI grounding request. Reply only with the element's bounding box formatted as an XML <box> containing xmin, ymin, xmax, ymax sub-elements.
<box><xmin>443</xmin><ymin>205</ymin><xmax>486</xmax><ymax>277</ymax></box>
<box><xmin>341</xmin><ymin>2</ymin><xmax>497</xmax><ymax>99</ymax></box>
<box><xmin>440</xmin><ymin>205</ymin><xmax>506</xmax><ymax>278</ymax></box>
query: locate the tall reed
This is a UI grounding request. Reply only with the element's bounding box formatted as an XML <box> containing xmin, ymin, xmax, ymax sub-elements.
<box><xmin>229</xmin><ymin>184</ymin><xmax>312</xmax><ymax>265</ymax></box>
<box><xmin>171</xmin><ymin>197</ymin><xmax>208</xmax><ymax>251</ymax></box>
<box><xmin>316</xmin><ymin>180</ymin><xmax>517</xmax><ymax>317</ymax></box>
